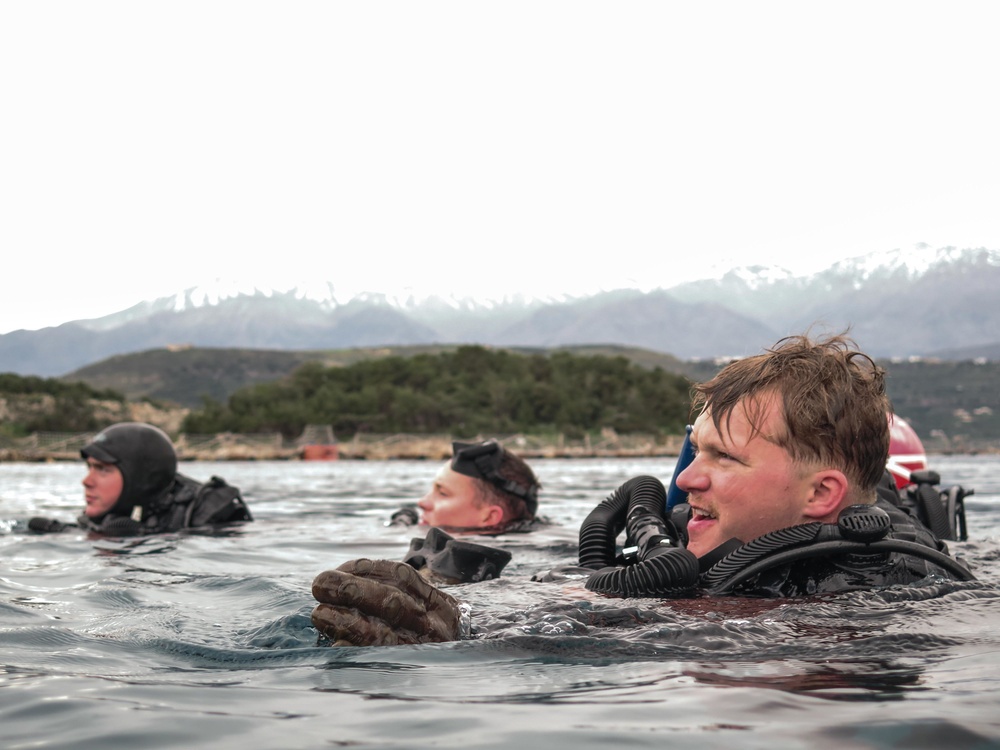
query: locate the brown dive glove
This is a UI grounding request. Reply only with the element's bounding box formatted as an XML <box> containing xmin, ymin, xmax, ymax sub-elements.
<box><xmin>311</xmin><ymin>559</ymin><xmax>462</xmax><ymax>646</ymax></box>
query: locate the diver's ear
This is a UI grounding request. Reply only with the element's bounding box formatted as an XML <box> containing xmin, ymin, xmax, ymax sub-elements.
<box><xmin>802</xmin><ymin>469</ymin><xmax>849</xmax><ymax>521</ymax></box>
<box><xmin>481</xmin><ymin>504</ymin><xmax>505</xmax><ymax>528</ymax></box>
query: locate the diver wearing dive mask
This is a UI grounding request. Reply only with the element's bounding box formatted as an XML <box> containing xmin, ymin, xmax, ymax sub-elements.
<box><xmin>390</xmin><ymin>439</ymin><xmax>541</xmax><ymax>534</ymax></box>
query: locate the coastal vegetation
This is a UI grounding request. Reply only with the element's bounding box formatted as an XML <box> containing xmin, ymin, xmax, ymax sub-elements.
<box><xmin>181</xmin><ymin>346</ymin><xmax>693</xmax><ymax>439</ymax></box>
<box><xmin>0</xmin><ymin>374</ymin><xmax>125</xmax><ymax>436</ymax></box>
<box><xmin>3</xmin><ymin>344</ymin><xmax>999</xmax><ymax>453</ymax></box>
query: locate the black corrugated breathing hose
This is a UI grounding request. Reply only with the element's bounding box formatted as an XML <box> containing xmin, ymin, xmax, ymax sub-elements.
<box><xmin>578</xmin><ymin>475</ymin><xmax>700</xmax><ymax>598</ymax></box>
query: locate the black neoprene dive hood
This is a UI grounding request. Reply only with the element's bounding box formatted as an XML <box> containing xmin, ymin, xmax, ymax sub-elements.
<box><xmin>81</xmin><ymin>423</ymin><xmax>178</xmax><ymax>518</ymax></box>
<box><xmin>450</xmin><ymin>440</ymin><xmax>539</xmax><ymax>517</ymax></box>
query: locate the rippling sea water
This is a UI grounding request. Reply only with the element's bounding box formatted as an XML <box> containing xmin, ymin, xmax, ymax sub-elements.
<box><xmin>2</xmin><ymin>456</ymin><xmax>1000</xmax><ymax>750</ymax></box>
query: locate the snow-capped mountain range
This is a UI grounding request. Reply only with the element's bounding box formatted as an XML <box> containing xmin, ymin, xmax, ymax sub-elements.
<box><xmin>3</xmin><ymin>245</ymin><xmax>998</xmax><ymax>377</ymax></box>
<box><xmin>99</xmin><ymin>244</ymin><xmax>989</xmax><ymax>314</ymax></box>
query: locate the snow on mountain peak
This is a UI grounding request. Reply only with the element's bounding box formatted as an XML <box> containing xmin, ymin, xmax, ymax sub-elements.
<box><xmin>72</xmin><ymin>244</ymin><xmax>998</xmax><ymax>333</ymax></box>
<box><xmin>166</xmin><ymin>278</ymin><xmax>342</xmax><ymax>311</ymax></box>
<box><xmin>152</xmin><ymin>278</ymin><xmax>575</xmax><ymax>316</ymax></box>
<box><xmin>828</xmin><ymin>244</ymin><xmax>998</xmax><ymax>281</ymax></box>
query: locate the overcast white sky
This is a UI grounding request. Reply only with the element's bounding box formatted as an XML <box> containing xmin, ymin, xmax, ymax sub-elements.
<box><xmin>2</xmin><ymin>1</ymin><xmax>998</xmax><ymax>334</ymax></box>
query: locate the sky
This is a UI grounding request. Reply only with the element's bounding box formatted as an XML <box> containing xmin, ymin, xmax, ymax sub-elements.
<box><xmin>2</xmin><ymin>1</ymin><xmax>999</xmax><ymax>334</ymax></box>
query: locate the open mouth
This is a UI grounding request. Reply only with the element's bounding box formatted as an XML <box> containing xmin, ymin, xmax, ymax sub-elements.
<box><xmin>690</xmin><ymin>505</ymin><xmax>717</xmax><ymax>521</ymax></box>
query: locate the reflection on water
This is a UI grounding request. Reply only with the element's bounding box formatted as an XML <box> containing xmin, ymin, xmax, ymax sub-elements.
<box><xmin>682</xmin><ymin>658</ymin><xmax>925</xmax><ymax>700</ymax></box>
<box><xmin>2</xmin><ymin>456</ymin><xmax>1000</xmax><ymax>749</ymax></box>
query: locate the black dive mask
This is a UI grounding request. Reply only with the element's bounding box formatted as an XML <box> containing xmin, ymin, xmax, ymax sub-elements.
<box><xmin>402</xmin><ymin>526</ymin><xmax>512</xmax><ymax>584</ymax></box>
<box><xmin>450</xmin><ymin>440</ymin><xmax>538</xmax><ymax>516</ymax></box>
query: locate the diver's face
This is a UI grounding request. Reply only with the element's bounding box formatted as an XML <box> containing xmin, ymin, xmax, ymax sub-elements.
<box><xmin>677</xmin><ymin>395</ymin><xmax>816</xmax><ymax>558</ymax></box>
<box><xmin>82</xmin><ymin>457</ymin><xmax>123</xmax><ymax>518</ymax></box>
<box><xmin>417</xmin><ymin>463</ymin><xmax>492</xmax><ymax>529</ymax></box>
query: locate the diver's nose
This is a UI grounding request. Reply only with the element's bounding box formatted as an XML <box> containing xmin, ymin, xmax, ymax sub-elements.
<box><xmin>675</xmin><ymin>458</ymin><xmax>707</xmax><ymax>493</ymax></box>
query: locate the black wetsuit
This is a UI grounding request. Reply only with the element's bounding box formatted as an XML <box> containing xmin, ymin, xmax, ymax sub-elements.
<box><xmin>49</xmin><ymin>474</ymin><xmax>252</xmax><ymax>537</ymax></box>
<box><xmin>706</xmin><ymin>494</ymin><xmax>967</xmax><ymax>598</ymax></box>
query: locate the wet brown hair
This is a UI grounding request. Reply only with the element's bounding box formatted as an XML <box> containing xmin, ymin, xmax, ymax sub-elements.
<box><xmin>691</xmin><ymin>333</ymin><xmax>891</xmax><ymax>496</ymax></box>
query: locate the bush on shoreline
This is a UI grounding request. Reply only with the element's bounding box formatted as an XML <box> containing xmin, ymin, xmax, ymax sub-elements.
<box><xmin>181</xmin><ymin>346</ymin><xmax>693</xmax><ymax>440</ymax></box>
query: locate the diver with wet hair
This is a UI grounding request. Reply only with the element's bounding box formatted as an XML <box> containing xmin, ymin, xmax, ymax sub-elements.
<box><xmin>308</xmin><ymin>333</ymin><xmax>975</xmax><ymax>648</ymax></box>
<box><xmin>576</xmin><ymin>336</ymin><xmax>972</xmax><ymax>598</ymax></box>
<box><xmin>575</xmin><ymin>467</ymin><xmax>972</xmax><ymax>599</ymax></box>
<box><xmin>388</xmin><ymin>439</ymin><xmax>542</xmax><ymax>534</ymax></box>
<box><xmin>383</xmin><ymin>439</ymin><xmax>542</xmax><ymax>585</ymax></box>
<box><xmin>28</xmin><ymin>422</ymin><xmax>253</xmax><ymax>537</ymax></box>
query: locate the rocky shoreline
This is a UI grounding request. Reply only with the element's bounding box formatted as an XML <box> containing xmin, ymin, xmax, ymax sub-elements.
<box><xmin>0</xmin><ymin>432</ymin><xmax>688</xmax><ymax>463</ymax></box>
<box><xmin>6</xmin><ymin>430</ymin><xmax>996</xmax><ymax>463</ymax></box>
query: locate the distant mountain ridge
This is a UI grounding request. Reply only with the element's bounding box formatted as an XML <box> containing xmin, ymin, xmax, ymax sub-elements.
<box><xmin>3</xmin><ymin>244</ymin><xmax>999</xmax><ymax>377</ymax></box>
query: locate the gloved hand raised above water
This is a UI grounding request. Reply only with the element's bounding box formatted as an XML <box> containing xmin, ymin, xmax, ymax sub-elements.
<box><xmin>311</xmin><ymin>559</ymin><xmax>462</xmax><ymax>646</ymax></box>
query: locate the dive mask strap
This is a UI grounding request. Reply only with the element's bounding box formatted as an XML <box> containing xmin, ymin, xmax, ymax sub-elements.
<box><xmin>451</xmin><ymin>440</ymin><xmax>539</xmax><ymax>514</ymax></box>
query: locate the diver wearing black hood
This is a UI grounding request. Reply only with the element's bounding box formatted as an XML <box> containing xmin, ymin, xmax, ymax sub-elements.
<box><xmin>29</xmin><ymin>422</ymin><xmax>252</xmax><ymax>537</ymax></box>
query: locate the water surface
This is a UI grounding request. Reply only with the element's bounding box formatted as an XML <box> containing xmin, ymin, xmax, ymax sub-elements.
<box><xmin>2</xmin><ymin>456</ymin><xmax>999</xmax><ymax>749</ymax></box>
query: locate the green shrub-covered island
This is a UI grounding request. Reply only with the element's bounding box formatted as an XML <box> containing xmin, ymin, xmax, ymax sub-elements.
<box><xmin>182</xmin><ymin>347</ymin><xmax>693</xmax><ymax>439</ymax></box>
